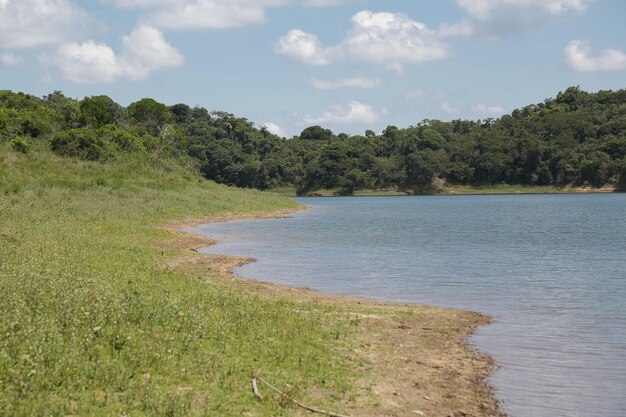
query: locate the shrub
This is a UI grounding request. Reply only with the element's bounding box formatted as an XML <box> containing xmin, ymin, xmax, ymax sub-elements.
<box><xmin>50</xmin><ymin>128</ymin><xmax>114</xmax><ymax>161</ymax></box>
<box><xmin>98</xmin><ymin>125</ymin><xmax>145</xmax><ymax>152</ymax></box>
<box><xmin>19</xmin><ymin>112</ymin><xmax>52</xmax><ymax>138</ymax></box>
<box><xmin>10</xmin><ymin>136</ymin><xmax>30</xmax><ymax>154</ymax></box>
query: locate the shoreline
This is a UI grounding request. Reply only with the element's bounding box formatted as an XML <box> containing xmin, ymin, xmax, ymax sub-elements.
<box><xmin>159</xmin><ymin>207</ymin><xmax>505</xmax><ymax>417</ymax></box>
<box><xmin>271</xmin><ymin>184</ymin><xmax>622</xmax><ymax>198</ymax></box>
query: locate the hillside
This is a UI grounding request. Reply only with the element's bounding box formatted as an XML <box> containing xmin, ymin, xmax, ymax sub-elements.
<box><xmin>1</xmin><ymin>87</ymin><xmax>625</xmax><ymax>196</ymax></box>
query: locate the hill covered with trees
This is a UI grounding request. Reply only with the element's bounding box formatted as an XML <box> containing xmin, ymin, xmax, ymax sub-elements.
<box><xmin>2</xmin><ymin>87</ymin><xmax>625</xmax><ymax>195</ymax></box>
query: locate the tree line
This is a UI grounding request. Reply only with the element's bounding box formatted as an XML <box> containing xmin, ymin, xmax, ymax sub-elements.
<box><xmin>1</xmin><ymin>86</ymin><xmax>625</xmax><ymax>194</ymax></box>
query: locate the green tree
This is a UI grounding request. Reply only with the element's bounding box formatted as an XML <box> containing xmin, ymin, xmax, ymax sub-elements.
<box><xmin>128</xmin><ymin>98</ymin><xmax>172</xmax><ymax>136</ymax></box>
<box><xmin>300</xmin><ymin>125</ymin><xmax>334</xmax><ymax>141</ymax></box>
<box><xmin>404</xmin><ymin>149</ymin><xmax>449</xmax><ymax>193</ymax></box>
<box><xmin>79</xmin><ymin>95</ymin><xmax>122</xmax><ymax>128</ymax></box>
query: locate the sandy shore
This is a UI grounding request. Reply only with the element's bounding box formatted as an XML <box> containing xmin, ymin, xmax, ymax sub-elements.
<box><xmin>157</xmin><ymin>209</ymin><xmax>504</xmax><ymax>417</ymax></box>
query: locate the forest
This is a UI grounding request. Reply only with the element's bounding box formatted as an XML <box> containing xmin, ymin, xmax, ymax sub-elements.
<box><xmin>2</xmin><ymin>86</ymin><xmax>625</xmax><ymax>195</ymax></box>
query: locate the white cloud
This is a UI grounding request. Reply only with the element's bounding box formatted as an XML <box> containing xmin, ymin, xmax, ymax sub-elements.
<box><xmin>438</xmin><ymin>21</ymin><xmax>474</xmax><ymax>38</ymax></box>
<box><xmin>343</xmin><ymin>11</ymin><xmax>448</xmax><ymax>70</ymax></box>
<box><xmin>447</xmin><ymin>0</ymin><xmax>592</xmax><ymax>37</ymax></box>
<box><xmin>456</xmin><ymin>0</ymin><xmax>589</xmax><ymax>20</ymax></box>
<box><xmin>304</xmin><ymin>100</ymin><xmax>381</xmax><ymax>125</ymax></box>
<box><xmin>108</xmin><ymin>0</ymin><xmax>351</xmax><ymax>30</ymax></box>
<box><xmin>1</xmin><ymin>52</ymin><xmax>22</xmax><ymax>66</ymax></box>
<box><xmin>52</xmin><ymin>41</ymin><xmax>122</xmax><ymax>83</ymax></box>
<box><xmin>473</xmin><ymin>103</ymin><xmax>506</xmax><ymax>114</ymax></box>
<box><xmin>439</xmin><ymin>102</ymin><xmax>459</xmax><ymax>114</ymax></box>
<box><xmin>120</xmin><ymin>25</ymin><xmax>185</xmax><ymax>79</ymax></box>
<box><xmin>51</xmin><ymin>26</ymin><xmax>184</xmax><ymax>83</ymax></box>
<box><xmin>262</xmin><ymin>122</ymin><xmax>286</xmax><ymax>137</ymax></box>
<box><xmin>0</xmin><ymin>0</ymin><xmax>87</xmax><ymax>48</ymax></box>
<box><xmin>149</xmin><ymin>2</ymin><xmax>272</xmax><ymax>29</ymax></box>
<box><xmin>107</xmin><ymin>0</ymin><xmax>286</xmax><ymax>29</ymax></box>
<box><xmin>565</xmin><ymin>40</ymin><xmax>626</xmax><ymax>72</ymax></box>
<box><xmin>309</xmin><ymin>76</ymin><xmax>383</xmax><ymax>90</ymax></box>
<box><xmin>276</xmin><ymin>10</ymin><xmax>448</xmax><ymax>71</ymax></box>
<box><xmin>275</xmin><ymin>29</ymin><xmax>338</xmax><ymax>65</ymax></box>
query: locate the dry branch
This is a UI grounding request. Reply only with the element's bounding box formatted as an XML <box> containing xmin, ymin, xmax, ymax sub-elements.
<box><xmin>251</xmin><ymin>375</ymin><xmax>263</xmax><ymax>402</ymax></box>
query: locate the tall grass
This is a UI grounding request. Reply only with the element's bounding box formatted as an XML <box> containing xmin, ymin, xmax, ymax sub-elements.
<box><xmin>0</xmin><ymin>145</ymin><xmax>353</xmax><ymax>416</ymax></box>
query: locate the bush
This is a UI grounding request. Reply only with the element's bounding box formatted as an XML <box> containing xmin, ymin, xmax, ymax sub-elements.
<box><xmin>98</xmin><ymin>125</ymin><xmax>145</xmax><ymax>152</ymax></box>
<box><xmin>50</xmin><ymin>128</ymin><xmax>113</xmax><ymax>161</ymax></box>
<box><xmin>19</xmin><ymin>112</ymin><xmax>52</xmax><ymax>138</ymax></box>
<box><xmin>10</xmin><ymin>136</ymin><xmax>30</xmax><ymax>154</ymax></box>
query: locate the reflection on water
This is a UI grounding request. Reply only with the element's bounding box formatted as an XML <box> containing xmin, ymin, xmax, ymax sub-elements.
<box><xmin>189</xmin><ymin>194</ymin><xmax>626</xmax><ymax>417</ymax></box>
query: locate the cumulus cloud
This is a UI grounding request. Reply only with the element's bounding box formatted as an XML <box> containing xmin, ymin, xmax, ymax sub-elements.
<box><xmin>262</xmin><ymin>122</ymin><xmax>286</xmax><ymax>137</ymax></box>
<box><xmin>445</xmin><ymin>0</ymin><xmax>592</xmax><ymax>37</ymax></box>
<box><xmin>275</xmin><ymin>29</ymin><xmax>339</xmax><ymax>65</ymax></box>
<box><xmin>119</xmin><ymin>25</ymin><xmax>185</xmax><ymax>78</ymax></box>
<box><xmin>473</xmin><ymin>103</ymin><xmax>506</xmax><ymax>114</ymax></box>
<box><xmin>304</xmin><ymin>100</ymin><xmax>382</xmax><ymax>125</ymax></box>
<box><xmin>309</xmin><ymin>76</ymin><xmax>383</xmax><ymax>90</ymax></box>
<box><xmin>0</xmin><ymin>0</ymin><xmax>87</xmax><ymax>48</ymax></box>
<box><xmin>1</xmin><ymin>52</ymin><xmax>22</xmax><ymax>66</ymax></box>
<box><xmin>565</xmin><ymin>40</ymin><xmax>626</xmax><ymax>72</ymax></box>
<box><xmin>52</xmin><ymin>41</ymin><xmax>121</xmax><ymax>83</ymax></box>
<box><xmin>51</xmin><ymin>26</ymin><xmax>184</xmax><ymax>83</ymax></box>
<box><xmin>276</xmin><ymin>10</ymin><xmax>448</xmax><ymax>71</ymax></box>
<box><xmin>344</xmin><ymin>11</ymin><xmax>448</xmax><ymax>69</ymax></box>
<box><xmin>439</xmin><ymin>102</ymin><xmax>459</xmax><ymax>114</ymax></box>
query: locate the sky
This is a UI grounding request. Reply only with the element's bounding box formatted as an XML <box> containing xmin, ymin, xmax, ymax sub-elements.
<box><xmin>1</xmin><ymin>0</ymin><xmax>625</xmax><ymax>137</ymax></box>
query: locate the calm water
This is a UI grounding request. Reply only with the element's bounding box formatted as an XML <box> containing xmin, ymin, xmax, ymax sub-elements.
<box><xmin>189</xmin><ymin>194</ymin><xmax>626</xmax><ymax>417</ymax></box>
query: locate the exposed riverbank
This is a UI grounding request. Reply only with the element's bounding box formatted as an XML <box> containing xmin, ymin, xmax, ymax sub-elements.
<box><xmin>270</xmin><ymin>184</ymin><xmax>622</xmax><ymax>197</ymax></box>
<box><xmin>173</xmin><ymin>211</ymin><xmax>503</xmax><ymax>417</ymax></box>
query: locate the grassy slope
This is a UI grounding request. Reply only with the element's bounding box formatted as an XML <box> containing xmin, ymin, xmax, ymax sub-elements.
<box><xmin>0</xmin><ymin>145</ymin><xmax>356</xmax><ymax>416</ymax></box>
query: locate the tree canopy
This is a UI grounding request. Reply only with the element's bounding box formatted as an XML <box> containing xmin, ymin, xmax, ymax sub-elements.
<box><xmin>2</xmin><ymin>86</ymin><xmax>625</xmax><ymax>194</ymax></box>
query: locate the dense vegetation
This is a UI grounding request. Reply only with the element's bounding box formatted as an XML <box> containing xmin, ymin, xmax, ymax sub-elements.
<box><xmin>1</xmin><ymin>87</ymin><xmax>625</xmax><ymax>196</ymax></box>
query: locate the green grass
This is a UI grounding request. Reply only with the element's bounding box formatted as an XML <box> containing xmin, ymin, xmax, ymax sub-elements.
<box><xmin>0</xmin><ymin>145</ymin><xmax>354</xmax><ymax>416</ymax></box>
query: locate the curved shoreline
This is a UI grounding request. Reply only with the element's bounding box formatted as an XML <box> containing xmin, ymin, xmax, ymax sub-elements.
<box><xmin>160</xmin><ymin>208</ymin><xmax>505</xmax><ymax>417</ymax></box>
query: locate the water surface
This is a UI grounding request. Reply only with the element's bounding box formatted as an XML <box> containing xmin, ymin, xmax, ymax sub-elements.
<box><xmin>189</xmin><ymin>194</ymin><xmax>626</xmax><ymax>417</ymax></box>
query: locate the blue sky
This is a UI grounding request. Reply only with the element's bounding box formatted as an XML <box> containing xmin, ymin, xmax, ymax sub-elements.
<box><xmin>1</xmin><ymin>0</ymin><xmax>625</xmax><ymax>137</ymax></box>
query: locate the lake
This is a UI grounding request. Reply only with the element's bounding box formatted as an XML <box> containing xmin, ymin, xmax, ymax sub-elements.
<box><xmin>188</xmin><ymin>194</ymin><xmax>626</xmax><ymax>417</ymax></box>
